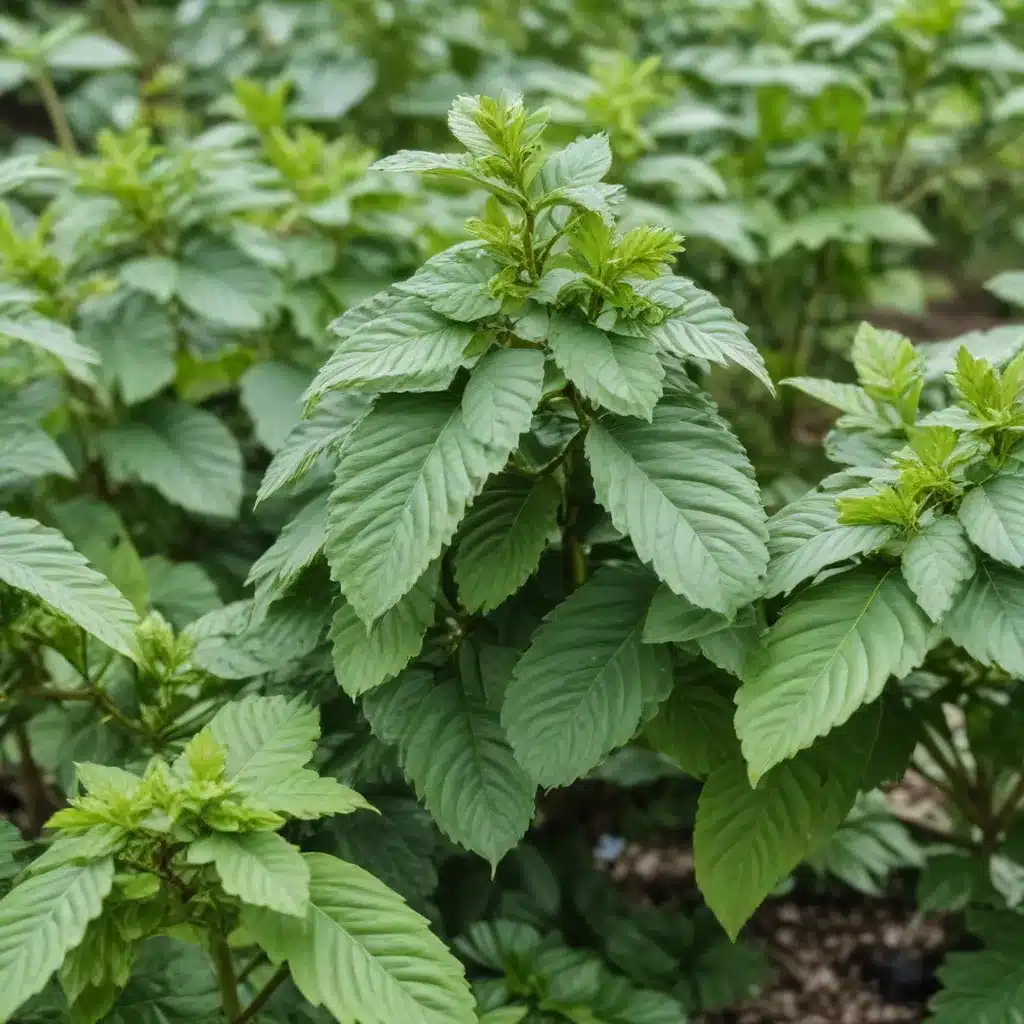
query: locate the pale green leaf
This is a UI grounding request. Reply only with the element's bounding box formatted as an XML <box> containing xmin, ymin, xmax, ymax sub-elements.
<box><xmin>986</xmin><ymin>271</ymin><xmax>1024</xmax><ymax>309</ymax></box>
<box><xmin>770</xmin><ymin>205</ymin><xmax>932</xmax><ymax>257</ymax></box>
<box><xmin>395</xmin><ymin>244</ymin><xmax>502</xmax><ymax>322</ymax></box>
<box><xmin>536</xmin><ymin>134</ymin><xmax>612</xmax><ymax>194</ymax></box>
<box><xmin>100</xmin><ymin>401</ymin><xmax>243</xmax><ymax>519</ymax></box>
<box><xmin>240</xmin><ymin>361</ymin><xmax>310</xmax><ymax>453</ymax></box>
<box><xmin>461</xmin><ymin>347</ymin><xmax>545</xmax><ymax>448</ymax></box>
<box><xmin>187</xmin><ymin>832</ymin><xmax>310</xmax><ymax>917</ymax></box>
<box><xmin>736</xmin><ymin>566</ymin><xmax>932</xmax><ymax>783</ymax></box>
<box><xmin>901</xmin><ymin>516</ymin><xmax>977</xmax><ymax>623</ymax></box>
<box><xmin>945</xmin><ymin>563</ymin><xmax>1024</xmax><ymax>676</ymax></box>
<box><xmin>176</xmin><ymin>238</ymin><xmax>280</xmax><ymax>329</ymax></box>
<box><xmin>330</xmin><ymin>563</ymin><xmax>438</xmax><ymax>698</ymax></box>
<box><xmin>502</xmin><ymin>567</ymin><xmax>671</xmax><ymax>788</ymax></box>
<box><xmin>247</xmin><ymin>769</ymin><xmax>374</xmax><ymax>820</ymax></box>
<box><xmin>119</xmin><ymin>256</ymin><xmax>178</xmax><ymax>303</ymax></box>
<box><xmin>144</xmin><ymin>557</ymin><xmax>221</xmax><ymax>629</ymax></box>
<box><xmin>642</xmin><ymin>585</ymin><xmax>734</xmax><ymax>643</ymax></box>
<box><xmin>0</xmin><ymin>313</ymin><xmax>97</xmax><ymax>383</ymax></box>
<box><xmin>697</xmin><ymin>608</ymin><xmax>763</xmax><ymax>678</ymax></box>
<box><xmin>372</xmin><ymin>151</ymin><xmax>470</xmax><ymax>173</ymax></box>
<box><xmin>0</xmin><ymin>512</ymin><xmax>138</xmax><ymax>658</ymax></box>
<box><xmin>243</xmin><ymin>852</ymin><xmax>475</xmax><ymax>1024</ymax></box>
<box><xmin>455</xmin><ymin>474</ymin><xmax>561</xmax><ymax>613</ymax></box>
<box><xmin>959</xmin><ymin>473</ymin><xmax>1024</xmax><ymax>569</ymax></box>
<box><xmin>47</xmin><ymin>33</ymin><xmax>135</xmax><ymax>70</ymax></box>
<box><xmin>326</xmin><ymin>391</ymin><xmax>524</xmax><ymax>624</ymax></box>
<box><xmin>586</xmin><ymin>393</ymin><xmax>768</xmax><ymax>615</ymax></box>
<box><xmin>0</xmin><ymin>859</ymin><xmax>114</xmax><ymax>1021</ymax></box>
<box><xmin>780</xmin><ymin>377</ymin><xmax>878</xmax><ymax>417</ymax></box>
<box><xmin>548</xmin><ymin>312</ymin><xmax>663</xmax><ymax>420</ymax></box>
<box><xmin>0</xmin><ymin>421</ymin><xmax>73</xmax><ymax>489</ymax></box>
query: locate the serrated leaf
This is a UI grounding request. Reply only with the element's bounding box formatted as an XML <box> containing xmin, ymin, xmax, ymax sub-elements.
<box><xmin>326</xmin><ymin>391</ymin><xmax>526</xmax><ymax>624</ymax></box>
<box><xmin>502</xmin><ymin>567</ymin><xmax>671</xmax><ymax>788</ymax></box>
<box><xmin>901</xmin><ymin>516</ymin><xmax>977</xmax><ymax>623</ymax></box>
<box><xmin>247</xmin><ymin>770</ymin><xmax>374</xmax><ymax>820</ymax></box>
<box><xmin>372</xmin><ymin>151</ymin><xmax>469</xmax><ymax>174</ymax></box>
<box><xmin>642</xmin><ymin>585</ymin><xmax>734</xmax><ymax>643</ymax></box>
<box><xmin>100</xmin><ymin>400</ymin><xmax>243</xmax><ymax>519</ymax></box>
<box><xmin>188</xmin><ymin>832</ymin><xmax>310</xmax><ymax>917</ymax></box>
<box><xmin>586</xmin><ymin>392</ymin><xmax>768</xmax><ymax>615</ymax></box>
<box><xmin>256</xmin><ymin>392</ymin><xmax>371</xmax><ymax>506</ymax></box>
<box><xmin>395</xmin><ymin>245</ymin><xmax>502</xmax><ymax>322</ymax></box>
<box><xmin>455</xmin><ymin>474</ymin><xmax>560</xmax><ymax>613</ymax></box>
<box><xmin>959</xmin><ymin>473</ymin><xmax>1024</xmax><ymax>569</ymax></box>
<box><xmin>765</xmin><ymin>492</ymin><xmax>893</xmax><ymax>598</ymax></box>
<box><xmin>646</xmin><ymin>281</ymin><xmax>773</xmax><ymax>392</ymax></box>
<box><xmin>305</xmin><ymin>299</ymin><xmax>473</xmax><ymax>402</ymax></box>
<box><xmin>240</xmin><ymin>361</ymin><xmax>310</xmax><ymax>453</ymax></box>
<box><xmin>461</xmin><ymin>347</ymin><xmax>545</xmax><ymax>448</ymax></box>
<box><xmin>0</xmin><ymin>512</ymin><xmax>138</xmax><ymax>658</ymax></box>
<box><xmin>0</xmin><ymin>859</ymin><xmax>114</xmax><ymax>1021</ymax></box>
<box><xmin>945</xmin><ymin>563</ymin><xmax>1024</xmax><ymax>676</ymax></box>
<box><xmin>364</xmin><ymin>671</ymin><xmax>534</xmax><ymax>866</ymax></box>
<box><xmin>537</xmin><ymin>134</ymin><xmax>612</xmax><ymax>194</ymax></box>
<box><xmin>330</xmin><ymin>563</ymin><xmax>438</xmax><ymax>698</ymax></box>
<box><xmin>548</xmin><ymin>312</ymin><xmax>663</xmax><ymax>419</ymax></box>
<box><xmin>176</xmin><ymin>238</ymin><xmax>279</xmax><ymax>329</ymax></box>
<box><xmin>736</xmin><ymin>566</ymin><xmax>931</xmax><ymax>783</ymax></box>
<box><xmin>781</xmin><ymin>377</ymin><xmax>878</xmax><ymax>417</ymax></box>
<box><xmin>243</xmin><ymin>852</ymin><xmax>475</xmax><ymax>1024</ymax></box>
<box><xmin>207</xmin><ymin>695</ymin><xmax>319</xmax><ymax>792</ymax></box>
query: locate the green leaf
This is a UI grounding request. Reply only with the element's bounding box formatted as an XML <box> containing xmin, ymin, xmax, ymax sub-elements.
<box><xmin>243</xmin><ymin>852</ymin><xmax>476</xmax><ymax>1024</ymax></box>
<box><xmin>697</xmin><ymin>608</ymin><xmax>762</xmax><ymax>679</ymax></box>
<box><xmin>646</xmin><ymin>281</ymin><xmax>773</xmax><ymax>393</ymax></box>
<box><xmin>0</xmin><ymin>420</ymin><xmax>73</xmax><ymax>489</ymax></box>
<box><xmin>0</xmin><ymin>859</ymin><xmax>114</xmax><ymax>1020</ymax></box>
<box><xmin>207</xmin><ymin>695</ymin><xmax>319</xmax><ymax>792</ymax></box>
<box><xmin>47</xmin><ymin>33</ymin><xmax>135</xmax><ymax>70</ymax></box>
<box><xmin>0</xmin><ymin>313</ymin><xmax>98</xmax><ymax>383</ymax></box>
<box><xmin>461</xmin><ymin>348</ymin><xmax>545</xmax><ymax>448</ymax></box>
<box><xmin>641</xmin><ymin>585</ymin><xmax>733</xmax><ymax>643</ymax></box>
<box><xmin>119</xmin><ymin>256</ymin><xmax>178</xmax><ymax>303</ymax></box>
<box><xmin>769</xmin><ymin>205</ymin><xmax>932</xmax><ymax>257</ymax></box>
<box><xmin>959</xmin><ymin>474</ymin><xmax>1024</xmax><ymax>569</ymax></box>
<box><xmin>364</xmin><ymin>671</ymin><xmax>535</xmax><ymax>866</ymax></box>
<box><xmin>100</xmin><ymin>400</ymin><xmax>243</xmax><ymax>520</ymax></box>
<box><xmin>81</xmin><ymin>293</ymin><xmax>175</xmax><ymax>407</ymax></box>
<box><xmin>765</xmin><ymin>492</ymin><xmax>893</xmax><ymax>598</ymax></box>
<box><xmin>326</xmin><ymin>391</ymin><xmax>526</xmax><ymax>624</ymax></box>
<box><xmin>187</xmin><ymin>832</ymin><xmax>310</xmax><ymax>917</ymax></box>
<box><xmin>106</xmin><ymin>938</ymin><xmax>219</xmax><ymax>1023</ymax></box>
<box><xmin>548</xmin><ymin>312</ymin><xmax>663</xmax><ymax>420</ymax></box>
<box><xmin>455</xmin><ymin>474</ymin><xmax>561</xmax><ymax>613</ymax></box>
<box><xmin>780</xmin><ymin>377</ymin><xmax>878</xmax><ymax>417</ymax></box>
<box><xmin>537</xmin><ymin>134</ymin><xmax>612</xmax><ymax>194</ymax></box>
<box><xmin>0</xmin><ymin>512</ymin><xmax>138</xmax><ymax>658</ymax></box>
<box><xmin>986</xmin><ymin>271</ymin><xmax>1024</xmax><ymax>309</ymax></box>
<box><xmin>176</xmin><ymin>237</ymin><xmax>280</xmax><ymax>330</ymax></box>
<box><xmin>330</xmin><ymin>563</ymin><xmax>438</xmax><ymax>698</ymax></box>
<box><xmin>246</xmin><ymin>770</ymin><xmax>374</xmax><ymax>821</ymax></box>
<box><xmin>736</xmin><ymin>566</ymin><xmax>932</xmax><ymax>783</ymax></box>
<box><xmin>372</xmin><ymin>151</ymin><xmax>471</xmax><ymax>174</ymax></box>
<box><xmin>901</xmin><ymin>516</ymin><xmax>977</xmax><ymax>623</ymax></box>
<box><xmin>502</xmin><ymin>567</ymin><xmax>672</xmax><ymax>788</ymax></box>
<box><xmin>144</xmin><ymin>557</ymin><xmax>221</xmax><ymax>629</ymax></box>
<box><xmin>305</xmin><ymin>299</ymin><xmax>473</xmax><ymax>402</ymax></box>
<box><xmin>239</xmin><ymin>361</ymin><xmax>310</xmax><ymax>453</ymax></box>
<box><xmin>256</xmin><ymin>392</ymin><xmax>371</xmax><ymax>506</ymax></box>
<box><xmin>395</xmin><ymin>244</ymin><xmax>502</xmax><ymax>322</ymax></box>
<box><xmin>945</xmin><ymin>563</ymin><xmax>1024</xmax><ymax>676</ymax></box>
<box><xmin>586</xmin><ymin>392</ymin><xmax>768</xmax><ymax>615</ymax></box>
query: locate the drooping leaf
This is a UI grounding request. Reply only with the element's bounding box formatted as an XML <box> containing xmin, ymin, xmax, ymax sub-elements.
<box><xmin>959</xmin><ymin>473</ymin><xmax>1024</xmax><ymax>569</ymax></box>
<box><xmin>187</xmin><ymin>832</ymin><xmax>310</xmax><ymax>917</ymax></box>
<box><xmin>901</xmin><ymin>516</ymin><xmax>977</xmax><ymax>623</ymax></box>
<box><xmin>586</xmin><ymin>392</ymin><xmax>768</xmax><ymax>615</ymax></box>
<box><xmin>0</xmin><ymin>313</ymin><xmax>98</xmax><ymax>383</ymax></box>
<box><xmin>239</xmin><ymin>361</ymin><xmax>311</xmax><ymax>453</ymax></box>
<box><xmin>780</xmin><ymin>377</ymin><xmax>879</xmax><ymax>418</ymax></box>
<box><xmin>944</xmin><ymin>563</ymin><xmax>1024</xmax><ymax>676</ymax></box>
<box><xmin>736</xmin><ymin>566</ymin><xmax>931</xmax><ymax>783</ymax></box>
<box><xmin>460</xmin><ymin>347</ymin><xmax>545</xmax><ymax>448</ymax></box>
<box><xmin>0</xmin><ymin>512</ymin><xmax>138</xmax><ymax>658</ymax></box>
<box><xmin>242</xmin><ymin>853</ymin><xmax>476</xmax><ymax>1024</ymax></box>
<box><xmin>502</xmin><ymin>567</ymin><xmax>671</xmax><ymax>788</ymax></box>
<box><xmin>326</xmin><ymin>391</ymin><xmax>527</xmax><ymax>624</ymax></box>
<box><xmin>455</xmin><ymin>474</ymin><xmax>561</xmax><ymax>613</ymax></box>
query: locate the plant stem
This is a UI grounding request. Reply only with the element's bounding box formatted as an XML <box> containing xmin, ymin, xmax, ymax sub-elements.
<box><xmin>34</xmin><ymin>71</ymin><xmax>78</xmax><ymax>157</ymax></box>
<box><xmin>211</xmin><ymin>934</ymin><xmax>242</xmax><ymax>1021</ymax></box>
<box><xmin>234</xmin><ymin>964</ymin><xmax>290</xmax><ymax>1024</ymax></box>
<box><xmin>14</xmin><ymin>722</ymin><xmax>48</xmax><ymax>836</ymax></box>
<box><xmin>522</xmin><ymin>207</ymin><xmax>539</xmax><ymax>282</ymax></box>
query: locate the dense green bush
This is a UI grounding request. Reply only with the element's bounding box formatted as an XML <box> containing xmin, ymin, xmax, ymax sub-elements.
<box><xmin>1</xmin><ymin>1</ymin><xmax>1024</xmax><ymax>1022</ymax></box>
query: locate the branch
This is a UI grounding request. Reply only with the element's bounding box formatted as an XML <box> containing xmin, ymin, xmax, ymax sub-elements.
<box><xmin>234</xmin><ymin>964</ymin><xmax>290</xmax><ymax>1024</ymax></box>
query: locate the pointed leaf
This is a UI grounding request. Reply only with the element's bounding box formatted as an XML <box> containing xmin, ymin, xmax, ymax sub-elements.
<box><xmin>642</xmin><ymin>585</ymin><xmax>734</xmax><ymax>643</ymax></box>
<box><xmin>247</xmin><ymin>770</ymin><xmax>374</xmax><ymax>820</ymax></box>
<box><xmin>945</xmin><ymin>563</ymin><xmax>1024</xmax><ymax>676</ymax></box>
<box><xmin>461</xmin><ymin>347</ymin><xmax>545</xmax><ymax>448</ymax></box>
<box><xmin>901</xmin><ymin>516</ymin><xmax>976</xmax><ymax>622</ymax></box>
<box><xmin>959</xmin><ymin>473</ymin><xmax>1024</xmax><ymax>569</ymax></box>
<box><xmin>395</xmin><ymin>245</ymin><xmax>502</xmax><ymax>322</ymax></box>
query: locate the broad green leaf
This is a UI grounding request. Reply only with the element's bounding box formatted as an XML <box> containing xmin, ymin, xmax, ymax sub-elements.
<box><xmin>0</xmin><ymin>420</ymin><xmax>73</xmax><ymax>489</ymax></box>
<box><xmin>780</xmin><ymin>377</ymin><xmax>878</xmax><ymax>417</ymax></box>
<box><xmin>25</xmin><ymin>827</ymin><xmax>126</xmax><ymax>878</ymax></box>
<box><xmin>187</xmin><ymin>832</ymin><xmax>310</xmax><ymax>917</ymax></box>
<box><xmin>0</xmin><ymin>313</ymin><xmax>97</xmax><ymax>383</ymax></box>
<box><xmin>901</xmin><ymin>516</ymin><xmax>977</xmax><ymax>622</ymax></box>
<box><xmin>455</xmin><ymin>474</ymin><xmax>561</xmax><ymax>613</ymax></box>
<box><xmin>47</xmin><ymin>33</ymin><xmax>135</xmax><ymax>70</ymax></box>
<box><xmin>461</xmin><ymin>348</ymin><xmax>545</xmax><ymax>448</ymax></box>
<box><xmin>100</xmin><ymin>401</ymin><xmax>243</xmax><ymax>520</ymax></box>
<box><xmin>239</xmin><ymin>361</ymin><xmax>310</xmax><ymax>453</ymax></box>
<box><xmin>395</xmin><ymin>244</ymin><xmax>502</xmax><ymax>322</ymax></box>
<box><xmin>80</xmin><ymin>293</ymin><xmax>175</xmax><ymax>406</ymax></box>
<box><xmin>326</xmin><ymin>391</ymin><xmax>527</xmax><ymax>624</ymax></box>
<box><xmin>59</xmin><ymin>912</ymin><xmax>133</xmax><ymax>1021</ymax></box>
<box><xmin>365</xmin><ymin>671</ymin><xmax>535</xmax><ymax>866</ymax></box>
<box><xmin>765</xmin><ymin>492</ymin><xmax>893</xmax><ymax>597</ymax></box>
<box><xmin>247</xmin><ymin>493</ymin><xmax>328</xmax><ymax>620</ymax></box>
<box><xmin>769</xmin><ymin>205</ymin><xmax>932</xmax><ymax>257</ymax></box>
<box><xmin>207</xmin><ymin>695</ymin><xmax>319</xmax><ymax>792</ymax></box>
<box><xmin>536</xmin><ymin>134</ymin><xmax>612</xmax><ymax>194</ymax></box>
<box><xmin>256</xmin><ymin>392</ymin><xmax>371</xmax><ymax>506</ymax></box>
<box><xmin>548</xmin><ymin>312</ymin><xmax>662</xmax><ymax>420</ymax></box>
<box><xmin>243</xmin><ymin>852</ymin><xmax>476</xmax><ymax>1024</ymax></box>
<box><xmin>502</xmin><ymin>567</ymin><xmax>672</xmax><ymax>788</ymax></box>
<box><xmin>119</xmin><ymin>255</ymin><xmax>178</xmax><ymax>302</ymax></box>
<box><xmin>0</xmin><ymin>859</ymin><xmax>114</xmax><ymax>1020</ymax></box>
<box><xmin>959</xmin><ymin>474</ymin><xmax>1024</xmax><ymax>569</ymax></box>
<box><xmin>945</xmin><ymin>563</ymin><xmax>1024</xmax><ymax>676</ymax></box>
<box><xmin>646</xmin><ymin>281</ymin><xmax>773</xmax><ymax>392</ymax></box>
<box><xmin>642</xmin><ymin>585</ymin><xmax>734</xmax><ymax>643</ymax></box>
<box><xmin>697</xmin><ymin>607</ymin><xmax>762</xmax><ymax>678</ymax></box>
<box><xmin>305</xmin><ymin>299</ymin><xmax>473</xmax><ymax>403</ymax></box>
<box><xmin>331</xmin><ymin>563</ymin><xmax>439</xmax><ymax>698</ymax></box>
<box><xmin>176</xmin><ymin>237</ymin><xmax>280</xmax><ymax>329</ymax></box>
<box><xmin>586</xmin><ymin>393</ymin><xmax>768</xmax><ymax>615</ymax></box>
<box><xmin>736</xmin><ymin>566</ymin><xmax>931</xmax><ymax>783</ymax></box>
<box><xmin>0</xmin><ymin>512</ymin><xmax>138</xmax><ymax>658</ymax></box>
<box><xmin>144</xmin><ymin>557</ymin><xmax>221</xmax><ymax>629</ymax></box>
<box><xmin>247</xmin><ymin>769</ymin><xmax>374</xmax><ymax>820</ymax></box>
<box><xmin>986</xmin><ymin>271</ymin><xmax>1024</xmax><ymax>309</ymax></box>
